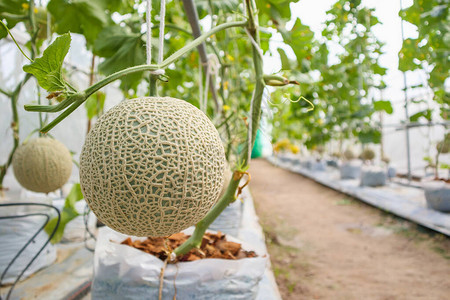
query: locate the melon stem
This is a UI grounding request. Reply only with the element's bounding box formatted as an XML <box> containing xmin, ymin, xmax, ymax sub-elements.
<box><xmin>173</xmin><ymin>174</ymin><xmax>241</xmax><ymax>256</ymax></box>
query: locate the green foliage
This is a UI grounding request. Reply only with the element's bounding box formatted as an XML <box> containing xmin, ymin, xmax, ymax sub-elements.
<box><xmin>23</xmin><ymin>33</ymin><xmax>71</xmax><ymax>92</ymax></box>
<box><xmin>409</xmin><ymin>109</ymin><xmax>432</xmax><ymax>122</ymax></box>
<box><xmin>0</xmin><ymin>0</ymin><xmax>27</xmax><ymax>39</ymax></box>
<box><xmin>373</xmin><ymin>100</ymin><xmax>393</xmax><ymax>114</ymax></box>
<box><xmin>85</xmin><ymin>91</ymin><xmax>105</xmax><ymax>120</ymax></box>
<box><xmin>44</xmin><ymin>183</ymin><xmax>84</xmax><ymax>244</ymax></box>
<box><xmin>94</xmin><ymin>26</ymin><xmax>146</xmax><ymax>91</ymax></box>
<box><xmin>399</xmin><ymin>0</ymin><xmax>449</xmax><ymax>119</ymax></box>
<box><xmin>269</xmin><ymin>0</ymin><xmax>388</xmax><ymax>151</ymax></box>
<box><xmin>47</xmin><ymin>0</ymin><xmax>108</xmax><ymax>45</ymax></box>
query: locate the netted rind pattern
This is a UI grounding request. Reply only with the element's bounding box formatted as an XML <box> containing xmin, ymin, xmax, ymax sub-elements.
<box><xmin>12</xmin><ymin>137</ymin><xmax>73</xmax><ymax>193</ymax></box>
<box><xmin>80</xmin><ymin>97</ymin><xmax>226</xmax><ymax>237</ymax></box>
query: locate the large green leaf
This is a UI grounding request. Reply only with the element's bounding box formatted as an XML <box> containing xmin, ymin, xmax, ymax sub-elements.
<box><xmin>23</xmin><ymin>33</ymin><xmax>71</xmax><ymax>92</ymax></box>
<box><xmin>279</xmin><ymin>18</ymin><xmax>315</xmax><ymax>66</ymax></box>
<box><xmin>94</xmin><ymin>26</ymin><xmax>146</xmax><ymax>91</ymax></box>
<box><xmin>256</xmin><ymin>0</ymin><xmax>300</xmax><ymax>26</ymax></box>
<box><xmin>44</xmin><ymin>183</ymin><xmax>84</xmax><ymax>244</ymax></box>
<box><xmin>373</xmin><ymin>100</ymin><xmax>393</xmax><ymax>114</ymax></box>
<box><xmin>47</xmin><ymin>0</ymin><xmax>108</xmax><ymax>45</ymax></box>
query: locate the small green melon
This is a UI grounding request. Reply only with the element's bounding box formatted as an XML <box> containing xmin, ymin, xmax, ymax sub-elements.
<box><xmin>80</xmin><ymin>97</ymin><xmax>226</xmax><ymax>237</ymax></box>
<box><xmin>12</xmin><ymin>137</ymin><xmax>73</xmax><ymax>193</ymax></box>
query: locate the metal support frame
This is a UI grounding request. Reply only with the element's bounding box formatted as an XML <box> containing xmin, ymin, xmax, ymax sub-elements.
<box><xmin>0</xmin><ymin>203</ymin><xmax>60</xmax><ymax>300</ymax></box>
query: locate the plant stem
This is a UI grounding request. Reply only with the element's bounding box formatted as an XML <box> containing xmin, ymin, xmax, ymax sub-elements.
<box><xmin>0</xmin><ymin>74</ymin><xmax>32</xmax><ymax>190</ymax></box>
<box><xmin>38</xmin><ymin>94</ymin><xmax>87</xmax><ymax>133</ymax></box>
<box><xmin>0</xmin><ymin>20</ymin><xmax>33</xmax><ymax>62</ymax></box>
<box><xmin>173</xmin><ymin>0</ymin><xmax>265</xmax><ymax>256</ymax></box>
<box><xmin>0</xmin><ymin>87</ymin><xmax>12</xmax><ymax>97</ymax></box>
<box><xmin>160</xmin><ymin>21</ymin><xmax>247</xmax><ymax>68</ymax></box>
<box><xmin>149</xmin><ymin>75</ymin><xmax>158</xmax><ymax>96</ymax></box>
<box><xmin>173</xmin><ymin>174</ymin><xmax>241</xmax><ymax>255</ymax></box>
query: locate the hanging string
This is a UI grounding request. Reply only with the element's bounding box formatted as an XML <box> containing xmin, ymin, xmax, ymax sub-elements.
<box><xmin>198</xmin><ymin>56</ymin><xmax>204</xmax><ymax>112</ymax></box>
<box><xmin>203</xmin><ymin>59</ymin><xmax>210</xmax><ymax>112</ymax></box>
<box><xmin>146</xmin><ymin>0</ymin><xmax>166</xmax><ymax>76</ymax></box>
<box><xmin>146</xmin><ymin>0</ymin><xmax>152</xmax><ymax>65</ymax></box>
<box><xmin>157</xmin><ymin>0</ymin><xmax>166</xmax><ymax>64</ymax></box>
<box><xmin>201</xmin><ymin>54</ymin><xmax>220</xmax><ymax>113</ymax></box>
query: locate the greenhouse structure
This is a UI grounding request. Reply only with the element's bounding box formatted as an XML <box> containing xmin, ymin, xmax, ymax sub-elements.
<box><xmin>0</xmin><ymin>0</ymin><xmax>449</xmax><ymax>299</ymax></box>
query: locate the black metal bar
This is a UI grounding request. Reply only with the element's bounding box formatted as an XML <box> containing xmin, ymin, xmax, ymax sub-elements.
<box><xmin>0</xmin><ymin>203</ymin><xmax>60</xmax><ymax>300</ymax></box>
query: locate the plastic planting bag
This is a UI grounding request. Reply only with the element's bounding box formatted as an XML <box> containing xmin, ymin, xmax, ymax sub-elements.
<box><xmin>360</xmin><ymin>167</ymin><xmax>387</xmax><ymax>187</ymax></box>
<box><xmin>209</xmin><ymin>200</ymin><xmax>243</xmax><ymax>237</ymax></box>
<box><xmin>92</xmin><ymin>227</ymin><xmax>267</xmax><ymax>300</ymax></box>
<box><xmin>340</xmin><ymin>161</ymin><xmax>362</xmax><ymax>179</ymax></box>
<box><xmin>0</xmin><ymin>205</ymin><xmax>56</xmax><ymax>284</ymax></box>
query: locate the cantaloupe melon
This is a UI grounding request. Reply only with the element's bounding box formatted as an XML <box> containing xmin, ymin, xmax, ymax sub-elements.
<box><xmin>343</xmin><ymin>148</ymin><xmax>356</xmax><ymax>160</ymax></box>
<box><xmin>12</xmin><ymin>137</ymin><xmax>73</xmax><ymax>193</ymax></box>
<box><xmin>361</xmin><ymin>148</ymin><xmax>375</xmax><ymax>161</ymax></box>
<box><xmin>80</xmin><ymin>97</ymin><xmax>226</xmax><ymax>237</ymax></box>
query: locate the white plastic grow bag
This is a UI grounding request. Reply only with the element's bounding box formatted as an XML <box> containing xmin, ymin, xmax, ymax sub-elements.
<box><xmin>92</xmin><ymin>227</ymin><xmax>267</xmax><ymax>300</ymax></box>
<box><xmin>0</xmin><ymin>203</ymin><xmax>56</xmax><ymax>284</ymax></box>
<box><xmin>209</xmin><ymin>199</ymin><xmax>243</xmax><ymax>237</ymax></box>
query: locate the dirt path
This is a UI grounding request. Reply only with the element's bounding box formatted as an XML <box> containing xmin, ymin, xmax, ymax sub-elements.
<box><xmin>249</xmin><ymin>159</ymin><xmax>450</xmax><ymax>300</ymax></box>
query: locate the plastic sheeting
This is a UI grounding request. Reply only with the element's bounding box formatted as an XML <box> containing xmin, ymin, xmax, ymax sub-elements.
<box><xmin>424</xmin><ymin>183</ymin><xmax>450</xmax><ymax>212</ymax></box>
<box><xmin>209</xmin><ymin>200</ymin><xmax>243</xmax><ymax>237</ymax></box>
<box><xmin>360</xmin><ymin>167</ymin><xmax>387</xmax><ymax>187</ymax></box>
<box><xmin>0</xmin><ymin>205</ymin><xmax>56</xmax><ymax>284</ymax></box>
<box><xmin>91</xmin><ymin>227</ymin><xmax>267</xmax><ymax>300</ymax></box>
<box><xmin>340</xmin><ymin>161</ymin><xmax>362</xmax><ymax>179</ymax></box>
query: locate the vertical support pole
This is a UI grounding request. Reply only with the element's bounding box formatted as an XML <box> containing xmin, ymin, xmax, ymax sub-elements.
<box><xmin>181</xmin><ymin>0</ymin><xmax>221</xmax><ymax>114</ymax></box>
<box><xmin>399</xmin><ymin>0</ymin><xmax>412</xmax><ymax>182</ymax></box>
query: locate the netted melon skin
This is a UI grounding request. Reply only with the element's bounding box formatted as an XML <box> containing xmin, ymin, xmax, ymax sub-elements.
<box><xmin>12</xmin><ymin>137</ymin><xmax>73</xmax><ymax>193</ymax></box>
<box><xmin>80</xmin><ymin>97</ymin><xmax>226</xmax><ymax>237</ymax></box>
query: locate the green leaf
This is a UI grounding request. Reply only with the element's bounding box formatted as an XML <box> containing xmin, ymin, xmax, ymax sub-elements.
<box><xmin>277</xmin><ymin>48</ymin><xmax>291</xmax><ymax>70</ymax></box>
<box><xmin>373</xmin><ymin>100</ymin><xmax>393</xmax><ymax>114</ymax></box>
<box><xmin>94</xmin><ymin>26</ymin><xmax>145</xmax><ymax>91</ymax></box>
<box><xmin>260</xmin><ymin>30</ymin><xmax>272</xmax><ymax>54</ymax></box>
<box><xmin>23</xmin><ymin>33</ymin><xmax>71</xmax><ymax>92</ymax></box>
<box><xmin>0</xmin><ymin>0</ymin><xmax>27</xmax><ymax>39</ymax></box>
<box><xmin>47</xmin><ymin>0</ymin><xmax>108</xmax><ymax>45</ymax></box>
<box><xmin>85</xmin><ymin>91</ymin><xmax>105</xmax><ymax>120</ymax></box>
<box><xmin>357</xmin><ymin>128</ymin><xmax>381</xmax><ymax>144</ymax></box>
<box><xmin>64</xmin><ymin>183</ymin><xmax>84</xmax><ymax>210</ymax></box>
<box><xmin>410</xmin><ymin>109</ymin><xmax>433</xmax><ymax>122</ymax></box>
<box><xmin>44</xmin><ymin>183</ymin><xmax>83</xmax><ymax>244</ymax></box>
<box><xmin>279</xmin><ymin>18</ymin><xmax>315</xmax><ymax>66</ymax></box>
